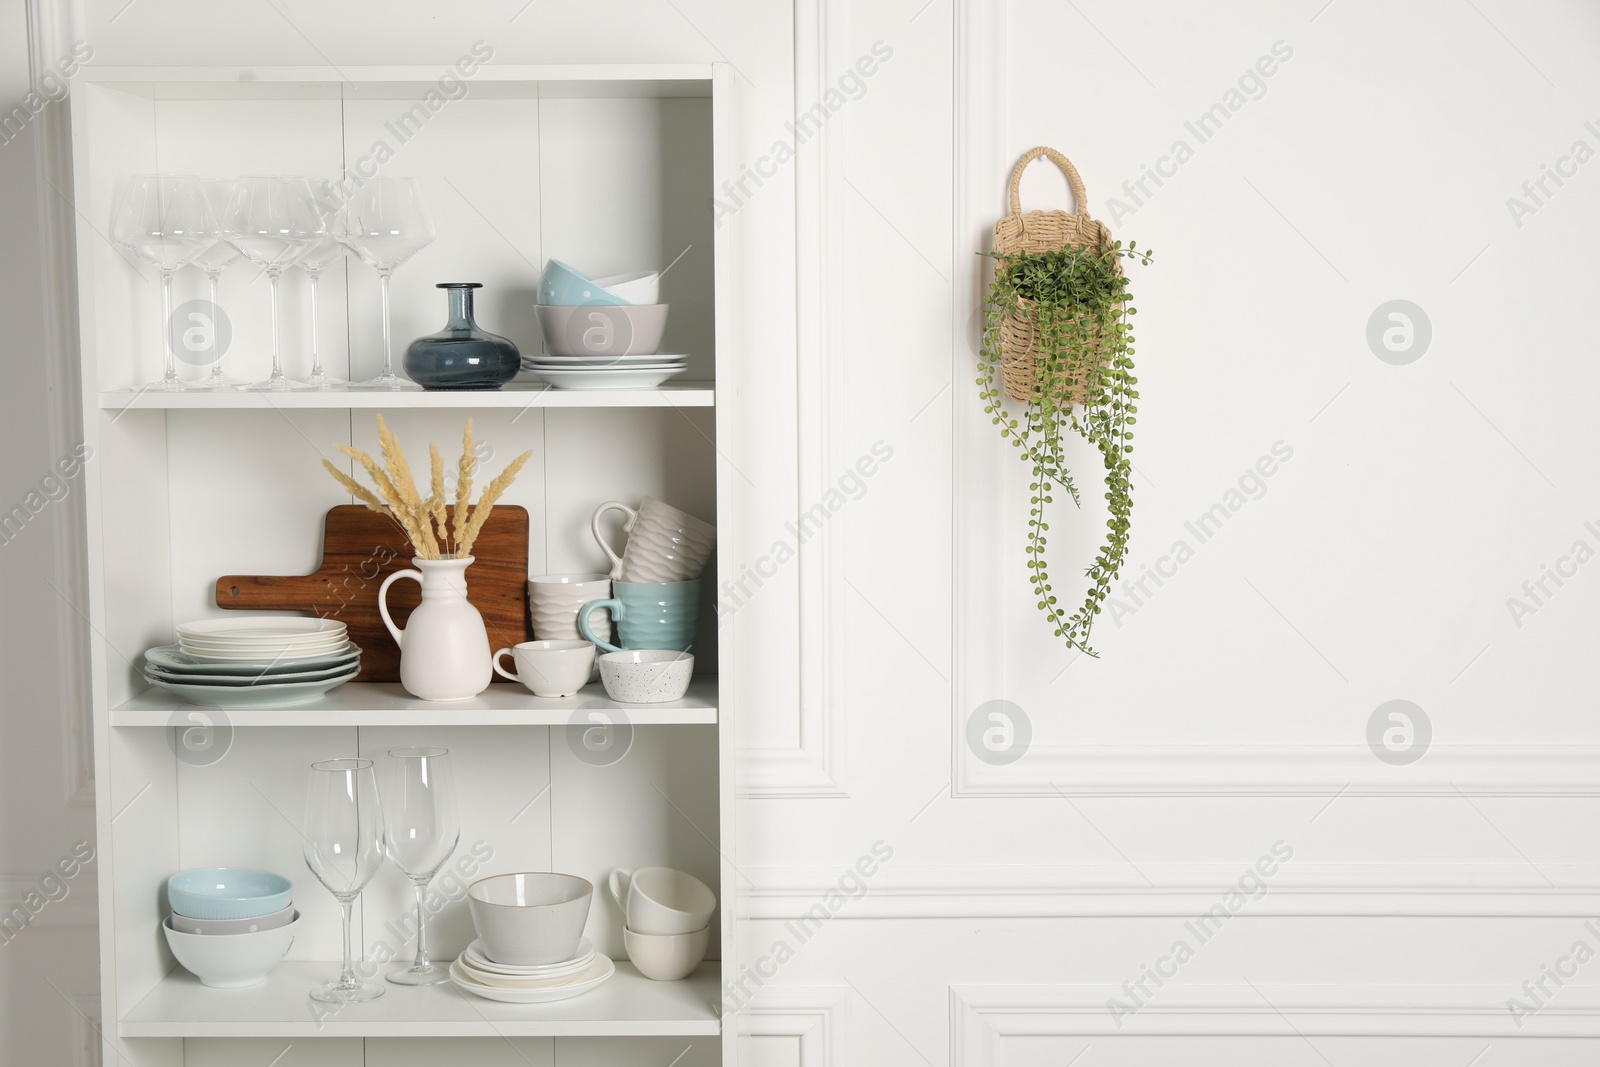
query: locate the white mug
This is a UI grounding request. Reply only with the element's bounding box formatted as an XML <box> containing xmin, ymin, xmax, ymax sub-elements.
<box><xmin>606</xmin><ymin>866</ymin><xmax>716</xmax><ymax>936</ymax></box>
<box><xmin>591</xmin><ymin>497</ymin><xmax>717</xmax><ymax>584</ymax></box>
<box><xmin>492</xmin><ymin>640</ymin><xmax>595</xmax><ymax>698</ymax></box>
<box><xmin>528</xmin><ymin>573</ymin><xmax>613</xmax><ymax>643</ymax></box>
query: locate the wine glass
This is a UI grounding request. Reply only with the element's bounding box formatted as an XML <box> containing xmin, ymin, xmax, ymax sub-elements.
<box><xmin>189</xmin><ymin>178</ymin><xmax>242</xmax><ymax>389</ymax></box>
<box><xmin>382</xmin><ymin>747</ymin><xmax>459</xmax><ymax>985</ymax></box>
<box><xmin>298</xmin><ymin>179</ymin><xmax>348</xmax><ymax>389</ymax></box>
<box><xmin>108</xmin><ymin>174</ymin><xmax>214</xmax><ymax>392</ymax></box>
<box><xmin>304</xmin><ymin>757</ymin><xmax>387</xmax><ymax>1003</ymax></box>
<box><xmin>223</xmin><ymin>175</ymin><xmax>323</xmax><ymax>392</ymax></box>
<box><xmin>336</xmin><ymin>177</ymin><xmax>435</xmax><ymax>390</ymax></box>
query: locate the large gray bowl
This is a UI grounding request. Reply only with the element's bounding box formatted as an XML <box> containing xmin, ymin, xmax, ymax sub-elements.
<box><xmin>536</xmin><ymin>303</ymin><xmax>669</xmax><ymax>357</ymax></box>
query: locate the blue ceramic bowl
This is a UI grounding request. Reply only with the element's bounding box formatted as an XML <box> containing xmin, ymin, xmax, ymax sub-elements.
<box><xmin>168</xmin><ymin>868</ymin><xmax>293</xmax><ymax>921</ymax></box>
<box><xmin>540</xmin><ymin>259</ymin><xmax>628</xmax><ymax>307</ymax></box>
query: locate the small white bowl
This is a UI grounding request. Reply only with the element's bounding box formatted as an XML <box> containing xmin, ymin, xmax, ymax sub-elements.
<box><xmin>168</xmin><ymin>903</ymin><xmax>296</xmax><ymax>936</ymax></box>
<box><xmin>624</xmin><ymin>924</ymin><xmax>710</xmax><ymax>982</ymax></box>
<box><xmin>598</xmin><ymin>650</ymin><xmax>694</xmax><ymax>704</ymax></box>
<box><xmin>592</xmin><ymin>270</ymin><xmax>660</xmax><ymax>305</ymax></box>
<box><xmin>163</xmin><ymin>912</ymin><xmax>298</xmax><ymax>988</ymax></box>
<box><xmin>467</xmin><ymin>872</ymin><xmax>593</xmax><ymax>966</ymax></box>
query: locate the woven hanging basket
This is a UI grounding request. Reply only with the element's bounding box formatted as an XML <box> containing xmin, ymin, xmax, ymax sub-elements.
<box><xmin>990</xmin><ymin>146</ymin><xmax>1119</xmax><ymax>404</ymax></box>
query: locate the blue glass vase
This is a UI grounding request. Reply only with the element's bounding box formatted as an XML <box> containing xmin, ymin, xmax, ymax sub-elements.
<box><xmin>404</xmin><ymin>283</ymin><xmax>521</xmax><ymax>390</ymax></box>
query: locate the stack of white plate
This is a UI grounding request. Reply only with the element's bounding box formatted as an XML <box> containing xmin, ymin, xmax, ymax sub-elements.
<box><xmin>144</xmin><ymin>618</ymin><xmax>360</xmax><ymax>708</ymax></box>
<box><xmin>448</xmin><ymin>937</ymin><xmax>616</xmax><ymax>1004</ymax></box>
<box><xmin>522</xmin><ymin>353</ymin><xmax>688</xmax><ymax>390</ymax></box>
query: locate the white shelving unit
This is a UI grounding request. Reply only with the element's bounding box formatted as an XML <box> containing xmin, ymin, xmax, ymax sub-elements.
<box><xmin>72</xmin><ymin>64</ymin><xmax>738</xmax><ymax>1066</ymax></box>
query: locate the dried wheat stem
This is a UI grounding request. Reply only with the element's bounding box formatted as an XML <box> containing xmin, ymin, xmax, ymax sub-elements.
<box><xmin>452</xmin><ymin>418</ymin><xmax>475</xmax><ymax>551</ymax></box>
<box><xmin>376</xmin><ymin>415</ymin><xmax>431</xmax><ymax>553</ymax></box>
<box><xmin>320</xmin><ymin>459</ymin><xmax>390</xmax><ymax>515</ymax></box>
<box><xmin>458</xmin><ymin>449</ymin><xmax>532</xmax><ymax>556</ymax></box>
<box><xmin>336</xmin><ymin>444</ymin><xmax>436</xmax><ymax>559</ymax></box>
<box><xmin>427</xmin><ymin>443</ymin><xmax>448</xmax><ymax>550</ymax></box>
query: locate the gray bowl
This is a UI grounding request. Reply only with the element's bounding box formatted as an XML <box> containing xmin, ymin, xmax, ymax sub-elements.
<box><xmin>536</xmin><ymin>303</ymin><xmax>669</xmax><ymax>357</ymax></box>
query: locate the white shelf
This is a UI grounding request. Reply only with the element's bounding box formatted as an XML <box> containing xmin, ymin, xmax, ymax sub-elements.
<box><xmin>119</xmin><ymin>960</ymin><xmax>721</xmax><ymax>1038</ymax></box>
<box><xmin>110</xmin><ymin>677</ymin><xmax>718</xmax><ymax>727</ymax></box>
<box><xmin>99</xmin><ymin>381</ymin><xmax>716</xmax><ymax>411</ymax></box>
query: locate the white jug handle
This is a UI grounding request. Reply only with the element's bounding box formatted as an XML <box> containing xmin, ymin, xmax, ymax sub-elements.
<box><xmin>607</xmin><ymin>867</ymin><xmax>633</xmax><ymax>913</ymax></box>
<box><xmin>591</xmin><ymin>501</ymin><xmax>638</xmax><ymax>580</ymax></box>
<box><xmin>378</xmin><ymin>568</ymin><xmax>424</xmax><ymax>649</ymax></box>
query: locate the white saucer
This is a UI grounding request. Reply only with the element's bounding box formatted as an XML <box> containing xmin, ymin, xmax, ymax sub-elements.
<box><xmin>448</xmin><ymin>954</ymin><xmax>614</xmax><ymax>1003</ymax></box>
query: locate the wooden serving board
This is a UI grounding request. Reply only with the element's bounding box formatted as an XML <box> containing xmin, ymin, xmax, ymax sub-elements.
<box><xmin>215</xmin><ymin>505</ymin><xmax>530</xmax><ymax>683</ymax></box>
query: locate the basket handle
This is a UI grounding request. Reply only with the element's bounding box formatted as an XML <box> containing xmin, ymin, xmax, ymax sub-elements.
<box><xmin>1008</xmin><ymin>146</ymin><xmax>1088</xmax><ymax>218</ymax></box>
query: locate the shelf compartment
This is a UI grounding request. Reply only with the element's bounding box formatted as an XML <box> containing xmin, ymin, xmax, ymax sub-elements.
<box><xmin>99</xmin><ymin>381</ymin><xmax>716</xmax><ymax>411</ymax></box>
<box><xmin>119</xmin><ymin>960</ymin><xmax>721</xmax><ymax>1038</ymax></box>
<box><xmin>111</xmin><ymin>677</ymin><xmax>718</xmax><ymax>727</ymax></box>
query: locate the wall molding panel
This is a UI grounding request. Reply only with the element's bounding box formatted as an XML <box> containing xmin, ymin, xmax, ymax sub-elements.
<box><xmin>737</xmin><ymin>986</ymin><xmax>849</xmax><ymax>1066</ymax></box>
<box><xmin>951</xmin><ymin>983</ymin><xmax>1600</xmax><ymax>1061</ymax></box>
<box><xmin>0</xmin><ymin>875</ymin><xmax>98</xmax><ymax>927</ymax></box>
<box><xmin>957</xmin><ymin>743</ymin><xmax>1600</xmax><ymax>797</ymax></box>
<box><xmin>737</xmin><ymin>0</ymin><xmax>848</xmax><ymax>800</ymax></box>
<box><xmin>741</xmin><ymin>863</ymin><xmax>1600</xmax><ymax>918</ymax></box>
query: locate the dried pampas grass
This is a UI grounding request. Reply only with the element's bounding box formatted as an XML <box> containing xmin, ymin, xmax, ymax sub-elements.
<box><xmin>322</xmin><ymin>416</ymin><xmax>531</xmax><ymax>562</ymax></box>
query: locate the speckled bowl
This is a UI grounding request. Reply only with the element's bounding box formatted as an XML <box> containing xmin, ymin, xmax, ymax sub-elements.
<box><xmin>597</xmin><ymin>649</ymin><xmax>694</xmax><ymax>704</ymax></box>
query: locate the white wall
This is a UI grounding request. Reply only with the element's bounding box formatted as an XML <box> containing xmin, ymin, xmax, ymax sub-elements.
<box><xmin>9</xmin><ymin>0</ymin><xmax>1600</xmax><ymax>1064</ymax></box>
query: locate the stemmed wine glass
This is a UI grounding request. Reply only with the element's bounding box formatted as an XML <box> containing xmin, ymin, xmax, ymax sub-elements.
<box><xmin>189</xmin><ymin>178</ymin><xmax>242</xmax><ymax>389</ymax></box>
<box><xmin>223</xmin><ymin>175</ymin><xmax>323</xmax><ymax>392</ymax></box>
<box><xmin>108</xmin><ymin>174</ymin><xmax>214</xmax><ymax>392</ymax></box>
<box><xmin>298</xmin><ymin>179</ymin><xmax>348</xmax><ymax>389</ymax></box>
<box><xmin>304</xmin><ymin>757</ymin><xmax>387</xmax><ymax>1004</ymax></box>
<box><xmin>337</xmin><ymin>177</ymin><xmax>435</xmax><ymax>390</ymax></box>
<box><xmin>382</xmin><ymin>747</ymin><xmax>459</xmax><ymax>986</ymax></box>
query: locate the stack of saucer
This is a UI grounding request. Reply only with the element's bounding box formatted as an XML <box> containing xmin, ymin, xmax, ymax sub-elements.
<box><xmin>143</xmin><ymin>618</ymin><xmax>360</xmax><ymax>708</ymax></box>
<box><xmin>449</xmin><ymin>937</ymin><xmax>616</xmax><ymax>1004</ymax></box>
<box><xmin>522</xmin><ymin>353</ymin><xmax>688</xmax><ymax>390</ymax></box>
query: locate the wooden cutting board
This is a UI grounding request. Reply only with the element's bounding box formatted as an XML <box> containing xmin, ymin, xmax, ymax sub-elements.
<box><xmin>214</xmin><ymin>505</ymin><xmax>530</xmax><ymax>683</ymax></box>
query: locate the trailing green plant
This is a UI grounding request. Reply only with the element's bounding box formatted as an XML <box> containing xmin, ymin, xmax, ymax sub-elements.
<box><xmin>976</xmin><ymin>240</ymin><xmax>1151</xmax><ymax>656</ymax></box>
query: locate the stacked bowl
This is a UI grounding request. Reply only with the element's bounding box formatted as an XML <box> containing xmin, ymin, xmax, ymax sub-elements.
<box><xmin>529</xmin><ymin>259</ymin><xmax>686</xmax><ymax>389</ymax></box>
<box><xmin>452</xmin><ymin>873</ymin><xmax>616</xmax><ymax>1003</ymax></box>
<box><xmin>608</xmin><ymin>866</ymin><xmax>715</xmax><ymax>981</ymax></box>
<box><xmin>163</xmin><ymin>867</ymin><xmax>299</xmax><ymax>988</ymax></box>
<box><xmin>144</xmin><ymin>618</ymin><xmax>361</xmax><ymax>708</ymax></box>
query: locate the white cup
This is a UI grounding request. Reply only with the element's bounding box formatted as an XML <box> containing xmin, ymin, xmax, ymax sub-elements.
<box><xmin>528</xmin><ymin>573</ymin><xmax>613</xmax><ymax>644</ymax></box>
<box><xmin>606</xmin><ymin>866</ymin><xmax>716</xmax><ymax>936</ymax></box>
<box><xmin>492</xmin><ymin>640</ymin><xmax>596</xmax><ymax>698</ymax></box>
<box><xmin>624</xmin><ymin>923</ymin><xmax>710</xmax><ymax>982</ymax></box>
<box><xmin>591</xmin><ymin>498</ymin><xmax>717</xmax><ymax>584</ymax></box>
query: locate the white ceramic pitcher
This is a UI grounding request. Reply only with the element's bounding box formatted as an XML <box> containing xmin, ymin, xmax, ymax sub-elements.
<box><xmin>379</xmin><ymin>556</ymin><xmax>491</xmax><ymax>701</ymax></box>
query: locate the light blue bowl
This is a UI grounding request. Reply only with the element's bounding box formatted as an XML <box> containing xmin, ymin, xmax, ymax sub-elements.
<box><xmin>541</xmin><ymin>259</ymin><xmax>628</xmax><ymax>307</ymax></box>
<box><xmin>168</xmin><ymin>868</ymin><xmax>293</xmax><ymax>921</ymax></box>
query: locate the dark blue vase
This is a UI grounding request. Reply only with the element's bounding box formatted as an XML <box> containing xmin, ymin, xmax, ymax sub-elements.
<box><xmin>404</xmin><ymin>283</ymin><xmax>521</xmax><ymax>390</ymax></box>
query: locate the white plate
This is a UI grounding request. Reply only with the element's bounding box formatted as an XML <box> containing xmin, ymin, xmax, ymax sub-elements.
<box><xmin>525</xmin><ymin>356</ymin><xmax>687</xmax><ymax>367</ymax></box>
<box><xmin>144</xmin><ymin>666</ymin><xmax>359</xmax><ymax>708</ymax></box>
<box><xmin>455</xmin><ymin>957</ymin><xmax>598</xmax><ymax>988</ymax></box>
<box><xmin>178</xmin><ymin>645</ymin><xmax>352</xmax><ymax>662</ymax></box>
<box><xmin>145</xmin><ymin>660</ymin><xmax>361</xmax><ymax>687</ymax></box>
<box><xmin>448</xmin><ymin>954</ymin><xmax>614</xmax><ymax>1004</ymax></box>
<box><xmin>179</xmin><ymin>631</ymin><xmax>348</xmax><ymax>646</ymax></box>
<box><xmin>177</xmin><ymin>618</ymin><xmax>346</xmax><ymax>640</ymax></box>
<box><xmin>463</xmin><ymin>937</ymin><xmax>594</xmax><ymax>977</ymax></box>
<box><xmin>529</xmin><ymin>367</ymin><xmax>686</xmax><ymax>390</ymax></box>
<box><xmin>145</xmin><ymin>643</ymin><xmax>360</xmax><ymax>675</ymax></box>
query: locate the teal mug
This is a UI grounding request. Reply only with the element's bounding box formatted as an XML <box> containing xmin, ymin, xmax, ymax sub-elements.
<box><xmin>578</xmin><ymin>579</ymin><xmax>700</xmax><ymax>655</ymax></box>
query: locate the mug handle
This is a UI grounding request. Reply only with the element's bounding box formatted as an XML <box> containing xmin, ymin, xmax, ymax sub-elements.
<box><xmin>491</xmin><ymin>648</ymin><xmax>520</xmax><ymax>682</ymax></box>
<box><xmin>607</xmin><ymin>868</ymin><xmax>633</xmax><ymax>913</ymax></box>
<box><xmin>578</xmin><ymin>597</ymin><xmax>625</xmax><ymax>655</ymax></box>
<box><xmin>378</xmin><ymin>568</ymin><xmax>423</xmax><ymax>649</ymax></box>
<box><xmin>591</xmin><ymin>501</ymin><xmax>639</xmax><ymax>580</ymax></box>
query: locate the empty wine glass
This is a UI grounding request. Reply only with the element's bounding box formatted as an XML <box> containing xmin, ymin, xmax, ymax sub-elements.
<box><xmin>336</xmin><ymin>177</ymin><xmax>435</xmax><ymax>390</ymax></box>
<box><xmin>189</xmin><ymin>178</ymin><xmax>242</xmax><ymax>389</ymax></box>
<box><xmin>223</xmin><ymin>175</ymin><xmax>323</xmax><ymax>392</ymax></box>
<box><xmin>298</xmin><ymin>179</ymin><xmax>348</xmax><ymax>389</ymax></box>
<box><xmin>304</xmin><ymin>757</ymin><xmax>386</xmax><ymax>1004</ymax></box>
<box><xmin>382</xmin><ymin>747</ymin><xmax>459</xmax><ymax>985</ymax></box>
<box><xmin>108</xmin><ymin>174</ymin><xmax>214</xmax><ymax>392</ymax></box>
